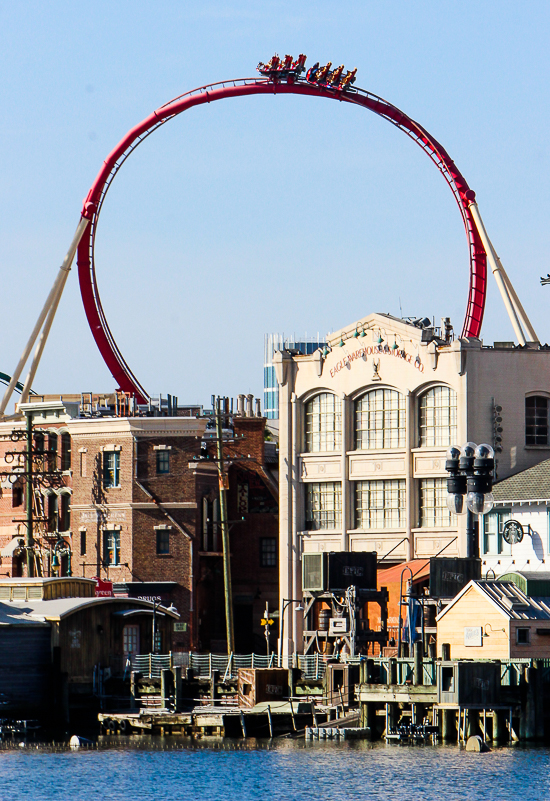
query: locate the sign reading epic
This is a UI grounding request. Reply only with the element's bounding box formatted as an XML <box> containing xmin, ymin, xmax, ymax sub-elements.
<box><xmin>329</xmin><ymin>345</ymin><xmax>424</xmax><ymax>378</ymax></box>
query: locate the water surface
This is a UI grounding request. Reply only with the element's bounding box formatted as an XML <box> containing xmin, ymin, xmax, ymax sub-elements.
<box><xmin>0</xmin><ymin>738</ymin><xmax>548</xmax><ymax>801</ymax></box>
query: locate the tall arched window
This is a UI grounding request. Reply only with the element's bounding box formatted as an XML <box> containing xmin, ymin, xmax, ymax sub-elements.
<box><xmin>305</xmin><ymin>393</ymin><xmax>341</xmax><ymax>452</ymax></box>
<box><xmin>419</xmin><ymin>386</ymin><xmax>457</xmax><ymax>447</ymax></box>
<box><xmin>355</xmin><ymin>388</ymin><xmax>405</xmax><ymax>450</ymax></box>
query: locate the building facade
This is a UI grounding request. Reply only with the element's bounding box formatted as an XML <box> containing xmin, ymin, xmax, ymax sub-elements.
<box><xmin>0</xmin><ymin>399</ymin><xmax>279</xmax><ymax>654</ymax></box>
<box><xmin>275</xmin><ymin>312</ymin><xmax>550</xmax><ymax>655</ymax></box>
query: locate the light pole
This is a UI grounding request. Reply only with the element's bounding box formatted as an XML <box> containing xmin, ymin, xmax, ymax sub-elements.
<box><xmin>152</xmin><ymin>599</ymin><xmax>159</xmax><ymax>655</ymax></box>
<box><xmin>445</xmin><ymin>442</ymin><xmax>495</xmax><ymax>557</ymax></box>
<box><xmin>277</xmin><ymin>599</ymin><xmax>303</xmax><ymax>667</ymax></box>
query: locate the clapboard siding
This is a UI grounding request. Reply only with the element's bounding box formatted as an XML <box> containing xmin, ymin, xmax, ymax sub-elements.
<box><xmin>437</xmin><ymin>586</ymin><xmax>510</xmax><ymax>659</ymax></box>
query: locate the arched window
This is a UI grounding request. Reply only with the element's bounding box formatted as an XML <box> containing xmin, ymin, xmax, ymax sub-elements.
<box><xmin>305</xmin><ymin>393</ymin><xmax>341</xmax><ymax>453</ymax></box>
<box><xmin>59</xmin><ymin>492</ymin><xmax>71</xmax><ymax>531</ymax></box>
<box><xmin>355</xmin><ymin>389</ymin><xmax>405</xmax><ymax>450</ymax></box>
<box><xmin>525</xmin><ymin>396</ymin><xmax>548</xmax><ymax>445</ymax></box>
<box><xmin>419</xmin><ymin>386</ymin><xmax>457</xmax><ymax>447</ymax></box>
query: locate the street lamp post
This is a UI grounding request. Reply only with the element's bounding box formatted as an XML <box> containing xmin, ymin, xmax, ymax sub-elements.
<box><xmin>277</xmin><ymin>598</ymin><xmax>303</xmax><ymax>667</ymax></box>
<box><xmin>445</xmin><ymin>443</ymin><xmax>495</xmax><ymax>557</ymax></box>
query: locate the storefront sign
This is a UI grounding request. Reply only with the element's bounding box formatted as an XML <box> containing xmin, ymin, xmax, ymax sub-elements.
<box><xmin>329</xmin><ymin>345</ymin><xmax>424</xmax><ymax>379</ymax></box>
<box><xmin>94</xmin><ymin>577</ymin><xmax>114</xmax><ymax>597</ymax></box>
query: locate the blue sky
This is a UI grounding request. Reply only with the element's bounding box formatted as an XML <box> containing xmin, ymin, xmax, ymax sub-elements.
<box><xmin>1</xmin><ymin>1</ymin><xmax>549</xmax><ymax>407</ymax></box>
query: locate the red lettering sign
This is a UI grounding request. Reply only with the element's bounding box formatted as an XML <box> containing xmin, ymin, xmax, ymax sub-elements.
<box><xmin>94</xmin><ymin>577</ymin><xmax>114</xmax><ymax>597</ymax></box>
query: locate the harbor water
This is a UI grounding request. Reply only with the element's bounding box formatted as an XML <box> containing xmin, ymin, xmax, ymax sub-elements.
<box><xmin>1</xmin><ymin>739</ymin><xmax>550</xmax><ymax>801</ymax></box>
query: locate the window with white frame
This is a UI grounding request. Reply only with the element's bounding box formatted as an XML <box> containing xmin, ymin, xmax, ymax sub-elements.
<box><xmin>103</xmin><ymin>529</ymin><xmax>121</xmax><ymax>565</ymax></box>
<box><xmin>419</xmin><ymin>386</ymin><xmax>457</xmax><ymax>447</ymax></box>
<box><xmin>483</xmin><ymin>509</ymin><xmax>512</xmax><ymax>555</ymax></box>
<box><xmin>355</xmin><ymin>389</ymin><xmax>406</xmax><ymax>450</ymax></box>
<box><xmin>419</xmin><ymin>478</ymin><xmax>452</xmax><ymax>527</ymax></box>
<box><xmin>305</xmin><ymin>482</ymin><xmax>342</xmax><ymax>530</ymax></box>
<box><xmin>305</xmin><ymin>393</ymin><xmax>342</xmax><ymax>453</ymax></box>
<box><xmin>355</xmin><ymin>479</ymin><xmax>406</xmax><ymax>529</ymax></box>
<box><xmin>103</xmin><ymin>451</ymin><xmax>120</xmax><ymax>488</ymax></box>
<box><xmin>525</xmin><ymin>396</ymin><xmax>549</xmax><ymax>445</ymax></box>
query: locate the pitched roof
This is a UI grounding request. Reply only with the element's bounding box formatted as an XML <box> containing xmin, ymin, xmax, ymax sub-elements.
<box><xmin>493</xmin><ymin>458</ymin><xmax>550</xmax><ymax>502</ymax></box>
<box><xmin>436</xmin><ymin>580</ymin><xmax>550</xmax><ymax>622</ymax></box>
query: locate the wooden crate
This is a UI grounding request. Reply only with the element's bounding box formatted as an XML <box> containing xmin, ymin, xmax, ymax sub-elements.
<box><xmin>237</xmin><ymin>668</ymin><xmax>289</xmax><ymax>708</ymax></box>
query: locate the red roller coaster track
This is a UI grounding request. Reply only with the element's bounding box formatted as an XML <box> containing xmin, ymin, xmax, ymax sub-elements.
<box><xmin>77</xmin><ymin>76</ymin><xmax>487</xmax><ymax>404</ymax></box>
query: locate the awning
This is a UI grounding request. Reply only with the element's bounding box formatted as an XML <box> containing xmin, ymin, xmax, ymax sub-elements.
<box><xmin>111</xmin><ymin>609</ymin><xmax>166</xmax><ymax>618</ymax></box>
<box><xmin>1</xmin><ymin>537</ymin><xmax>25</xmax><ymax>557</ymax></box>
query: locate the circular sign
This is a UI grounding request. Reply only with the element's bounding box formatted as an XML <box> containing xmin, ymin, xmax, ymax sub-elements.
<box><xmin>502</xmin><ymin>520</ymin><xmax>524</xmax><ymax>545</ymax></box>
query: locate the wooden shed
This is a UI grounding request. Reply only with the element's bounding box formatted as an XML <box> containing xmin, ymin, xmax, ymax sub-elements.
<box><xmin>0</xmin><ymin>578</ymin><xmax>179</xmax><ymax>717</ymax></box>
<box><xmin>436</xmin><ymin>580</ymin><xmax>550</xmax><ymax>660</ymax></box>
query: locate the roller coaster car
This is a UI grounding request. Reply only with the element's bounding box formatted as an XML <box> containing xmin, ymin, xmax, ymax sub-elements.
<box><xmin>340</xmin><ymin>68</ymin><xmax>357</xmax><ymax>88</ymax></box>
<box><xmin>257</xmin><ymin>53</ymin><xmax>307</xmax><ymax>80</ymax></box>
<box><xmin>315</xmin><ymin>62</ymin><xmax>332</xmax><ymax>83</ymax></box>
<box><xmin>329</xmin><ymin>65</ymin><xmax>344</xmax><ymax>86</ymax></box>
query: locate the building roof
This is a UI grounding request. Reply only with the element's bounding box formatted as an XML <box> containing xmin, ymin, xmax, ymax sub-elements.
<box><xmin>493</xmin><ymin>458</ymin><xmax>550</xmax><ymax>502</ymax></box>
<box><xmin>436</xmin><ymin>580</ymin><xmax>550</xmax><ymax>622</ymax></box>
<box><xmin>0</xmin><ymin>596</ymin><xmax>180</xmax><ymax>624</ymax></box>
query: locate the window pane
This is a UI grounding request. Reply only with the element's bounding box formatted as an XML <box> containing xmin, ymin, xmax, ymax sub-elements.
<box><xmin>305</xmin><ymin>482</ymin><xmax>342</xmax><ymax>530</ymax></box>
<box><xmin>103</xmin><ymin>452</ymin><xmax>120</xmax><ymax>488</ymax></box>
<box><xmin>305</xmin><ymin>394</ymin><xmax>342</xmax><ymax>453</ymax></box>
<box><xmin>103</xmin><ymin>530</ymin><xmax>120</xmax><ymax>565</ymax></box>
<box><xmin>355</xmin><ymin>479</ymin><xmax>406</xmax><ymax>528</ymax></box>
<box><xmin>156</xmin><ymin>451</ymin><xmax>170</xmax><ymax>474</ymax></box>
<box><xmin>419</xmin><ymin>387</ymin><xmax>457</xmax><ymax>447</ymax></box>
<box><xmin>420</xmin><ymin>478</ymin><xmax>452</xmax><ymax>527</ymax></box>
<box><xmin>156</xmin><ymin>530</ymin><xmax>170</xmax><ymax>554</ymax></box>
<box><xmin>355</xmin><ymin>389</ymin><xmax>406</xmax><ymax>450</ymax></box>
<box><xmin>260</xmin><ymin>537</ymin><xmax>277</xmax><ymax>567</ymax></box>
<box><xmin>526</xmin><ymin>396</ymin><xmax>548</xmax><ymax>445</ymax></box>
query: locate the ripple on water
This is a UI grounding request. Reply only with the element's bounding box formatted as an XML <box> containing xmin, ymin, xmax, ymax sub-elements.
<box><xmin>0</xmin><ymin>739</ymin><xmax>549</xmax><ymax>801</ymax></box>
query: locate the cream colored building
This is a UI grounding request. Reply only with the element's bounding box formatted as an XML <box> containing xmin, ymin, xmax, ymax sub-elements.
<box><xmin>275</xmin><ymin>312</ymin><xmax>550</xmax><ymax>655</ymax></box>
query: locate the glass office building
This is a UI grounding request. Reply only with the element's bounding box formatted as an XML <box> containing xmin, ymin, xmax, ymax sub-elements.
<box><xmin>264</xmin><ymin>333</ymin><xmax>325</xmax><ymax>419</ymax></box>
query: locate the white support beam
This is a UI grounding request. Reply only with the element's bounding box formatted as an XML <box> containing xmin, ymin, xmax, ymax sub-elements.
<box><xmin>0</xmin><ymin>217</ymin><xmax>89</xmax><ymax>416</ymax></box>
<box><xmin>469</xmin><ymin>202</ymin><xmax>537</xmax><ymax>345</ymax></box>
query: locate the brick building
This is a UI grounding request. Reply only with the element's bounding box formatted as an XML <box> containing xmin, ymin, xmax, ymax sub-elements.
<box><xmin>0</xmin><ymin>398</ymin><xmax>279</xmax><ymax>654</ymax></box>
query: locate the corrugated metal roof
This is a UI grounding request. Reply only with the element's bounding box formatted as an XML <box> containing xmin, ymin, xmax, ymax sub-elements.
<box><xmin>437</xmin><ymin>580</ymin><xmax>550</xmax><ymax>621</ymax></box>
<box><xmin>493</xmin><ymin>458</ymin><xmax>550</xmax><ymax>501</ymax></box>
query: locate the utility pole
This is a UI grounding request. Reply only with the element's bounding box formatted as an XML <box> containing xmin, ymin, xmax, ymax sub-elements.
<box><xmin>215</xmin><ymin>397</ymin><xmax>235</xmax><ymax>655</ymax></box>
<box><xmin>25</xmin><ymin>410</ymin><xmax>34</xmax><ymax>577</ymax></box>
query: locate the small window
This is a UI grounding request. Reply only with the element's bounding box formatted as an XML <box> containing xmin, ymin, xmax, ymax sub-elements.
<box><xmin>123</xmin><ymin>624</ymin><xmax>140</xmax><ymax>656</ymax></box>
<box><xmin>61</xmin><ymin>433</ymin><xmax>71</xmax><ymax>470</ymax></box>
<box><xmin>103</xmin><ymin>451</ymin><xmax>120</xmax><ymax>488</ymax></box>
<box><xmin>48</xmin><ymin>433</ymin><xmax>58</xmax><ymax>471</ymax></box>
<box><xmin>47</xmin><ymin>494</ymin><xmax>58</xmax><ymax>533</ymax></box>
<box><xmin>526</xmin><ymin>396</ymin><xmax>548</xmax><ymax>445</ymax></box>
<box><xmin>260</xmin><ymin>537</ymin><xmax>277</xmax><ymax>568</ymax></box>
<box><xmin>103</xmin><ymin>530</ymin><xmax>120</xmax><ymax>566</ymax></box>
<box><xmin>80</xmin><ymin>530</ymin><xmax>87</xmax><ymax>556</ymax></box>
<box><xmin>156</xmin><ymin>451</ymin><xmax>170</xmax><ymax>474</ymax></box>
<box><xmin>59</xmin><ymin>494</ymin><xmax>70</xmax><ymax>531</ymax></box>
<box><xmin>516</xmin><ymin>627</ymin><xmax>530</xmax><ymax>645</ymax></box>
<box><xmin>156</xmin><ymin>530</ymin><xmax>170</xmax><ymax>555</ymax></box>
<box><xmin>12</xmin><ymin>485</ymin><xmax>23</xmax><ymax>508</ymax></box>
